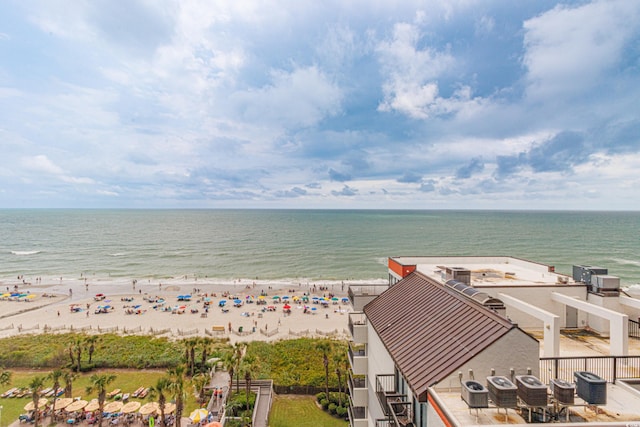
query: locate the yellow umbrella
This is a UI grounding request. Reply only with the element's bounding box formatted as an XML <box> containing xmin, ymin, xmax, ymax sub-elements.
<box><xmin>24</xmin><ymin>398</ymin><xmax>48</xmax><ymax>411</ymax></box>
<box><xmin>163</xmin><ymin>403</ymin><xmax>176</xmax><ymax>414</ymax></box>
<box><xmin>52</xmin><ymin>397</ymin><xmax>74</xmax><ymax>410</ymax></box>
<box><xmin>139</xmin><ymin>402</ymin><xmax>159</xmax><ymax>416</ymax></box>
<box><xmin>103</xmin><ymin>401</ymin><xmax>124</xmax><ymax>413</ymax></box>
<box><xmin>26</xmin><ymin>294</ymin><xmax>37</xmax><ymax>299</ymax></box>
<box><xmin>84</xmin><ymin>400</ymin><xmax>100</xmax><ymax>412</ymax></box>
<box><xmin>189</xmin><ymin>408</ymin><xmax>209</xmax><ymax>423</ymax></box>
<box><xmin>121</xmin><ymin>401</ymin><xmax>141</xmax><ymax>414</ymax></box>
<box><xmin>65</xmin><ymin>399</ymin><xmax>88</xmax><ymax>412</ymax></box>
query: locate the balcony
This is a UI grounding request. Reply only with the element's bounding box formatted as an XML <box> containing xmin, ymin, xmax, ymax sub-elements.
<box><xmin>348</xmin><ymin>373</ymin><xmax>367</xmax><ymax>407</ymax></box>
<box><xmin>348</xmin><ymin>312</ymin><xmax>367</xmax><ymax>343</ymax></box>
<box><xmin>348</xmin><ymin>284</ymin><xmax>389</xmax><ymax>311</ymax></box>
<box><xmin>348</xmin><ymin>404</ymin><xmax>368</xmax><ymax>427</ymax></box>
<box><xmin>348</xmin><ymin>342</ymin><xmax>368</xmax><ymax>375</ymax></box>
<box><xmin>376</xmin><ymin>374</ymin><xmax>414</xmax><ymax>427</ymax></box>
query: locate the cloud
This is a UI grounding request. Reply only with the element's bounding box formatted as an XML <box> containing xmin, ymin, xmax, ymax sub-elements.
<box><xmin>455</xmin><ymin>157</ymin><xmax>485</xmax><ymax>179</ymax></box>
<box><xmin>328</xmin><ymin>168</ymin><xmax>352</xmax><ymax>182</ymax></box>
<box><xmin>275</xmin><ymin>187</ymin><xmax>307</xmax><ymax>198</ymax></box>
<box><xmin>331</xmin><ymin>185</ymin><xmax>358</xmax><ymax>197</ymax></box>
<box><xmin>1</xmin><ymin>1</ymin><xmax>639</xmax><ymax>209</ymax></box>
<box><xmin>522</xmin><ymin>0</ymin><xmax>640</xmax><ymax>101</ymax></box>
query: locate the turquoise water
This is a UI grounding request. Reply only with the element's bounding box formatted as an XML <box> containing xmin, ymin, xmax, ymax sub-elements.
<box><xmin>0</xmin><ymin>209</ymin><xmax>639</xmax><ymax>285</ymax></box>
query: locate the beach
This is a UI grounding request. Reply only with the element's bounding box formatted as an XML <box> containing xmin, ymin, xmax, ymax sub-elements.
<box><xmin>0</xmin><ymin>275</ymin><xmax>354</xmax><ymax>342</ymax></box>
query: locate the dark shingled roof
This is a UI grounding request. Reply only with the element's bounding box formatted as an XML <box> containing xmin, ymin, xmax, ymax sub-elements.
<box><xmin>363</xmin><ymin>271</ymin><xmax>517</xmax><ymax>398</ymax></box>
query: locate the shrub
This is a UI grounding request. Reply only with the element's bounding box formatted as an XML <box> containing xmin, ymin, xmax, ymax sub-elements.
<box><xmin>320</xmin><ymin>398</ymin><xmax>330</xmax><ymax>410</ymax></box>
<box><xmin>328</xmin><ymin>403</ymin><xmax>337</xmax><ymax>414</ymax></box>
<box><xmin>316</xmin><ymin>392</ymin><xmax>326</xmax><ymax>402</ymax></box>
<box><xmin>336</xmin><ymin>406</ymin><xmax>348</xmax><ymax>417</ymax></box>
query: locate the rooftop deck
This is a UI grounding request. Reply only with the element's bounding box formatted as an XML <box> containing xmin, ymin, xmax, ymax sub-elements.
<box><xmin>434</xmin><ymin>382</ymin><xmax>640</xmax><ymax>426</ymax></box>
<box><xmin>392</xmin><ymin>256</ymin><xmax>577</xmax><ymax>287</ymax></box>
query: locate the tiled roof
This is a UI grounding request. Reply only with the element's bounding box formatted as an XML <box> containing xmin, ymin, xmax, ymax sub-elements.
<box><xmin>364</xmin><ymin>271</ymin><xmax>517</xmax><ymax>398</ymax></box>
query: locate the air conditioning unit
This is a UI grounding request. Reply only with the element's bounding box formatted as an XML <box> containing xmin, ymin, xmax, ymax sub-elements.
<box><xmin>461</xmin><ymin>380</ymin><xmax>488</xmax><ymax>409</ymax></box>
<box><xmin>550</xmin><ymin>379</ymin><xmax>575</xmax><ymax>405</ymax></box>
<box><xmin>487</xmin><ymin>376</ymin><xmax>517</xmax><ymax>408</ymax></box>
<box><xmin>515</xmin><ymin>375</ymin><xmax>548</xmax><ymax>407</ymax></box>
<box><xmin>574</xmin><ymin>371</ymin><xmax>606</xmax><ymax>405</ymax></box>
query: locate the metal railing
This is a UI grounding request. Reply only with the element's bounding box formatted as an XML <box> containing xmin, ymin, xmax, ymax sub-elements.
<box><xmin>349</xmin><ymin>373</ymin><xmax>366</xmax><ymax>391</ymax></box>
<box><xmin>630</xmin><ymin>319</ymin><xmax>640</xmax><ymax>340</ymax></box>
<box><xmin>539</xmin><ymin>355</ymin><xmax>640</xmax><ymax>384</ymax></box>
<box><xmin>348</xmin><ymin>312</ymin><xmax>367</xmax><ymax>336</ymax></box>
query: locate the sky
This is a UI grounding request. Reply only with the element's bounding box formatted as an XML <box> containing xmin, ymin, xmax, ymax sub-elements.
<box><xmin>1</xmin><ymin>0</ymin><xmax>639</xmax><ymax>210</ymax></box>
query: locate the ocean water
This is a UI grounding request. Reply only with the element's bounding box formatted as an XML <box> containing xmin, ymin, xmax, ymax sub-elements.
<box><xmin>0</xmin><ymin>209</ymin><xmax>639</xmax><ymax>287</ymax></box>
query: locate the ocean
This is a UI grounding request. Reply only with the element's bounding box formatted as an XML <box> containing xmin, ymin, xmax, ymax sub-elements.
<box><xmin>1</xmin><ymin>209</ymin><xmax>639</xmax><ymax>288</ymax></box>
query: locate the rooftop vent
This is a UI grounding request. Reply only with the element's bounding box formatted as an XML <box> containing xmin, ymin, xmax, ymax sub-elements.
<box><xmin>461</xmin><ymin>380</ymin><xmax>489</xmax><ymax>409</ymax></box>
<box><xmin>487</xmin><ymin>376</ymin><xmax>517</xmax><ymax>408</ymax></box>
<box><xmin>515</xmin><ymin>375</ymin><xmax>548</xmax><ymax>407</ymax></box>
<box><xmin>550</xmin><ymin>379</ymin><xmax>575</xmax><ymax>405</ymax></box>
<box><xmin>445</xmin><ymin>267</ymin><xmax>471</xmax><ymax>285</ymax></box>
<box><xmin>574</xmin><ymin>371</ymin><xmax>606</xmax><ymax>405</ymax></box>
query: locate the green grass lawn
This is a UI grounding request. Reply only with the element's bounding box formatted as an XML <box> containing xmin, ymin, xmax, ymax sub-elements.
<box><xmin>268</xmin><ymin>395</ymin><xmax>348</xmax><ymax>427</ymax></box>
<box><xmin>0</xmin><ymin>369</ymin><xmax>201</xmax><ymax>427</ymax></box>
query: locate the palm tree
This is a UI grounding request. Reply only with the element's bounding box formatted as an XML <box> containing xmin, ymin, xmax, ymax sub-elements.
<box><xmin>191</xmin><ymin>373</ymin><xmax>209</xmax><ymax>407</ymax></box>
<box><xmin>85</xmin><ymin>335</ymin><xmax>100</xmax><ymax>364</ymax></box>
<box><xmin>241</xmin><ymin>355</ymin><xmax>256</xmax><ymax>412</ymax></box>
<box><xmin>182</xmin><ymin>338</ymin><xmax>198</xmax><ymax>376</ymax></box>
<box><xmin>148</xmin><ymin>377</ymin><xmax>171</xmax><ymax>427</ymax></box>
<box><xmin>316</xmin><ymin>341</ymin><xmax>332</xmax><ymax>399</ymax></box>
<box><xmin>63</xmin><ymin>369</ymin><xmax>77</xmax><ymax>398</ymax></box>
<box><xmin>232</xmin><ymin>342</ymin><xmax>245</xmax><ymax>393</ymax></box>
<box><xmin>167</xmin><ymin>365</ymin><xmax>186</xmax><ymax>427</ymax></box>
<box><xmin>0</xmin><ymin>367</ymin><xmax>11</xmax><ymax>386</ymax></box>
<box><xmin>333</xmin><ymin>351</ymin><xmax>348</xmax><ymax>407</ymax></box>
<box><xmin>28</xmin><ymin>375</ymin><xmax>46</xmax><ymax>427</ymax></box>
<box><xmin>48</xmin><ymin>369</ymin><xmax>63</xmax><ymax>423</ymax></box>
<box><xmin>86</xmin><ymin>373</ymin><xmax>116</xmax><ymax>427</ymax></box>
<box><xmin>73</xmin><ymin>336</ymin><xmax>84</xmax><ymax>372</ymax></box>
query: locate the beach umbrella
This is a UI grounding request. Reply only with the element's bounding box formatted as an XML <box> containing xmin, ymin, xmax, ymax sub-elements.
<box><xmin>163</xmin><ymin>402</ymin><xmax>176</xmax><ymax>414</ymax></box>
<box><xmin>139</xmin><ymin>402</ymin><xmax>159</xmax><ymax>416</ymax></box>
<box><xmin>258</xmin><ymin>295</ymin><xmax>265</xmax><ymax>300</ymax></box>
<box><xmin>341</xmin><ymin>297</ymin><xmax>349</xmax><ymax>302</ymax></box>
<box><xmin>282</xmin><ymin>295</ymin><xmax>290</xmax><ymax>300</ymax></box>
<box><xmin>121</xmin><ymin>401</ymin><xmax>141</xmax><ymax>414</ymax></box>
<box><xmin>24</xmin><ymin>398</ymin><xmax>48</xmax><ymax>411</ymax></box>
<box><xmin>331</xmin><ymin>297</ymin><xmax>339</xmax><ymax>301</ymax></box>
<box><xmin>233</xmin><ymin>299</ymin><xmax>242</xmax><ymax>304</ymax></box>
<box><xmin>84</xmin><ymin>400</ymin><xmax>100</xmax><ymax>412</ymax></box>
<box><xmin>283</xmin><ymin>304</ymin><xmax>291</xmax><ymax>310</ymax></box>
<box><xmin>104</xmin><ymin>401</ymin><xmax>124</xmax><ymax>413</ymax></box>
<box><xmin>189</xmin><ymin>408</ymin><xmax>209</xmax><ymax>423</ymax></box>
<box><xmin>272</xmin><ymin>296</ymin><xmax>280</xmax><ymax>300</ymax></box>
<box><xmin>218</xmin><ymin>299</ymin><xmax>227</xmax><ymax>305</ymax></box>
<box><xmin>52</xmin><ymin>397</ymin><xmax>74</xmax><ymax>410</ymax></box>
<box><xmin>65</xmin><ymin>399</ymin><xmax>88</xmax><ymax>413</ymax></box>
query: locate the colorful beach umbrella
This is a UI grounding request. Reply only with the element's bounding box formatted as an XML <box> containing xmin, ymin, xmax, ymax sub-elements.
<box><xmin>189</xmin><ymin>408</ymin><xmax>209</xmax><ymax>423</ymax></box>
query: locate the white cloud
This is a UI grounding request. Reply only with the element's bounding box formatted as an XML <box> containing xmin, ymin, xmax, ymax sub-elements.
<box><xmin>522</xmin><ymin>0</ymin><xmax>640</xmax><ymax>101</ymax></box>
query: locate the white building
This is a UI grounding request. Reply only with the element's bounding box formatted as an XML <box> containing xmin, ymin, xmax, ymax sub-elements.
<box><xmin>347</xmin><ymin>256</ymin><xmax>640</xmax><ymax>427</ymax></box>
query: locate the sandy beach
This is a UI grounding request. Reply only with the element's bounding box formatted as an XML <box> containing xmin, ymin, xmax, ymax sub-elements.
<box><xmin>0</xmin><ymin>275</ymin><xmax>354</xmax><ymax>342</ymax></box>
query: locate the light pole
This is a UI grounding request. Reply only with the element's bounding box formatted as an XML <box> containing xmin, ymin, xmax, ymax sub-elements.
<box><xmin>1</xmin><ymin>404</ymin><xmax>3</xmax><ymax>427</ymax></box>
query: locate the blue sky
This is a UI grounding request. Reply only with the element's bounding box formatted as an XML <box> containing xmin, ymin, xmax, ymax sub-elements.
<box><xmin>1</xmin><ymin>0</ymin><xmax>639</xmax><ymax>209</ymax></box>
